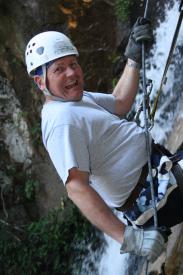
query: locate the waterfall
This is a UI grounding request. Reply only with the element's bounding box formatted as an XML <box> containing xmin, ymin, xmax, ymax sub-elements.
<box><xmin>98</xmin><ymin>0</ymin><xmax>183</xmax><ymax>274</ymax></box>
<box><xmin>147</xmin><ymin>0</ymin><xmax>183</xmax><ymax>146</ymax></box>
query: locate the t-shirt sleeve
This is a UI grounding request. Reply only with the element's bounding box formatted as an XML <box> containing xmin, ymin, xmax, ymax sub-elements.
<box><xmin>46</xmin><ymin>124</ymin><xmax>90</xmax><ymax>185</ymax></box>
<box><xmin>86</xmin><ymin>92</ymin><xmax>116</xmax><ymax>114</ymax></box>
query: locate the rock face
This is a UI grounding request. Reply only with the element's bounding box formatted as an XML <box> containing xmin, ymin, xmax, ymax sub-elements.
<box><xmin>0</xmin><ymin>0</ymin><xmax>119</xmax><ymax>218</ymax></box>
<box><xmin>0</xmin><ymin>75</ymin><xmax>33</xmax><ymax>164</ymax></box>
<box><xmin>0</xmin><ymin>0</ymin><xmax>183</xmax><ymax>274</ymax></box>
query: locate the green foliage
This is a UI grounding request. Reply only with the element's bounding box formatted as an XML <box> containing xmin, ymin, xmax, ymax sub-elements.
<box><xmin>0</xmin><ymin>200</ymin><xmax>105</xmax><ymax>275</ymax></box>
<box><xmin>30</xmin><ymin>121</ymin><xmax>42</xmax><ymax>145</ymax></box>
<box><xmin>24</xmin><ymin>178</ymin><xmax>39</xmax><ymax>200</ymax></box>
<box><xmin>2</xmin><ymin>163</ymin><xmax>39</xmax><ymax>202</ymax></box>
<box><xmin>115</xmin><ymin>0</ymin><xmax>132</xmax><ymax>22</ymax></box>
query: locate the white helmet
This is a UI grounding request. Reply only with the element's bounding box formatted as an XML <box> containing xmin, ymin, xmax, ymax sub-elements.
<box><xmin>25</xmin><ymin>31</ymin><xmax>79</xmax><ymax>76</ymax></box>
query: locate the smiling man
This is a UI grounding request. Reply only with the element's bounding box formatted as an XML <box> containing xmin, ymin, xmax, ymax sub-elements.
<box><xmin>25</xmin><ymin>22</ymin><xmax>183</xmax><ymax>263</ymax></box>
<box><xmin>39</xmin><ymin>56</ymin><xmax>84</xmax><ymax>101</ymax></box>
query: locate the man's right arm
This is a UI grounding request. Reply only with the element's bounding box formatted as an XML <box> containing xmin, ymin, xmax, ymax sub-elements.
<box><xmin>66</xmin><ymin>168</ymin><xmax>126</xmax><ymax>244</ymax></box>
<box><xmin>66</xmin><ymin>168</ymin><xmax>166</xmax><ymax>263</ymax></box>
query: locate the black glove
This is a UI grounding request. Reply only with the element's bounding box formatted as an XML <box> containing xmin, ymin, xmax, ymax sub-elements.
<box><xmin>124</xmin><ymin>17</ymin><xmax>153</xmax><ymax>64</ymax></box>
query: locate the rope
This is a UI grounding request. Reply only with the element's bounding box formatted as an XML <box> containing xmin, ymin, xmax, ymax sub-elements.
<box><xmin>142</xmin><ymin>1</ymin><xmax>158</xmax><ymax>274</ymax></box>
<box><xmin>142</xmin><ymin>0</ymin><xmax>158</xmax><ymax>228</ymax></box>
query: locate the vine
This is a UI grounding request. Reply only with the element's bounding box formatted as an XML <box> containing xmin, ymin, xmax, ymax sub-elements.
<box><xmin>115</xmin><ymin>0</ymin><xmax>132</xmax><ymax>22</ymax></box>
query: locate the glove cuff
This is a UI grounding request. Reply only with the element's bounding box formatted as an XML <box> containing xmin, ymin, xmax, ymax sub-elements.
<box><xmin>127</xmin><ymin>59</ymin><xmax>141</xmax><ymax>70</ymax></box>
<box><xmin>124</xmin><ymin>47</ymin><xmax>142</xmax><ymax>64</ymax></box>
<box><xmin>120</xmin><ymin>226</ymin><xmax>143</xmax><ymax>254</ymax></box>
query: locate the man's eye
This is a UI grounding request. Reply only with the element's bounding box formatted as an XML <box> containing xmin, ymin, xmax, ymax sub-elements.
<box><xmin>54</xmin><ymin>66</ymin><xmax>64</xmax><ymax>73</ymax></box>
<box><xmin>70</xmin><ymin>62</ymin><xmax>78</xmax><ymax>69</ymax></box>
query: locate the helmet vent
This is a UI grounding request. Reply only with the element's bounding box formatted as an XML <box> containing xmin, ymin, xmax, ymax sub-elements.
<box><xmin>36</xmin><ymin>47</ymin><xmax>44</xmax><ymax>55</ymax></box>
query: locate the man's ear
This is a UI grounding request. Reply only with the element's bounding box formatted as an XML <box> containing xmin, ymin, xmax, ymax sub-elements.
<box><xmin>33</xmin><ymin>75</ymin><xmax>46</xmax><ymax>91</ymax></box>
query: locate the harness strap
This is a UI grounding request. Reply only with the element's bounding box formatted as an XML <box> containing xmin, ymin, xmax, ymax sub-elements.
<box><xmin>171</xmin><ymin>164</ymin><xmax>183</xmax><ymax>199</ymax></box>
<box><xmin>152</xmin><ymin>142</ymin><xmax>183</xmax><ymax>200</ymax></box>
<box><xmin>115</xmin><ymin>164</ymin><xmax>148</xmax><ymax>212</ymax></box>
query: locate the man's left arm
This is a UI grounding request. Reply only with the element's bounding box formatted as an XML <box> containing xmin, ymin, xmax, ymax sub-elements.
<box><xmin>112</xmin><ymin>17</ymin><xmax>153</xmax><ymax>116</ymax></box>
<box><xmin>112</xmin><ymin>59</ymin><xmax>140</xmax><ymax>116</ymax></box>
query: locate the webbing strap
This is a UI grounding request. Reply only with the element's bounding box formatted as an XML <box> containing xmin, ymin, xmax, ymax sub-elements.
<box><xmin>171</xmin><ymin>164</ymin><xmax>183</xmax><ymax>199</ymax></box>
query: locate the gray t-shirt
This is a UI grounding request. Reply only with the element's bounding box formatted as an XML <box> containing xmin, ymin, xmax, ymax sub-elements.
<box><xmin>41</xmin><ymin>91</ymin><xmax>148</xmax><ymax>208</ymax></box>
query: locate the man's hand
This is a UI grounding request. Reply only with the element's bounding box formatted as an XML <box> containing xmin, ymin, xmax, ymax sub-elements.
<box><xmin>120</xmin><ymin>226</ymin><xmax>165</xmax><ymax>263</ymax></box>
<box><xmin>125</xmin><ymin>17</ymin><xmax>153</xmax><ymax>64</ymax></box>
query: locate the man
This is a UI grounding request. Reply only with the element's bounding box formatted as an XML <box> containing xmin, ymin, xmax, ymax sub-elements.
<box><xmin>25</xmin><ymin>18</ymin><xmax>183</xmax><ymax>263</ymax></box>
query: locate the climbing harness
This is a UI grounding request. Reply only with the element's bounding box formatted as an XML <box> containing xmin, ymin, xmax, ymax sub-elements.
<box><xmin>139</xmin><ymin>0</ymin><xmax>183</xmax><ymax>274</ymax></box>
<box><xmin>134</xmin><ymin>79</ymin><xmax>153</xmax><ymax>128</ymax></box>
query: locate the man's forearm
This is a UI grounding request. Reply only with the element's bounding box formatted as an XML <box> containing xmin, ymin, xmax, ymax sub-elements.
<box><xmin>112</xmin><ymin>58</ymin><xmax>140</xmax><ymax>116</ymax></box>
<box><xmin>66</xmin><ymin>173</ymin><xmax>125</xmax><ymax>244</ymax></box>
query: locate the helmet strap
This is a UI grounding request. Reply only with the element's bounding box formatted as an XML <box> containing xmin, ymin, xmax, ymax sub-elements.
<box><xmin>42</xmin><ymin>64</ymin><xmax>52</xmax><ymax>96</ymax></box>
<box><xmin>42</xmin><ymin>64</ymin><xmax>67</xmax><ymax>102</ymax></box>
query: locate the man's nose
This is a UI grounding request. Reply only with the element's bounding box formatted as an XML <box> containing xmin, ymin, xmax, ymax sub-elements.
<box><xmin>66</xmin><ymin>66</ymin><xmax>75</xmax><ymax>76</ymax></box>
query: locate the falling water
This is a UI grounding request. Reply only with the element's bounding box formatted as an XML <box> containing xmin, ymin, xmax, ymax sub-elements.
<box><xmin>98</xmin><ymin>0</ymin><xmax>183</xmax><ymax>274</ymax></box>
<box><xmin>147</xmin><ymin>0</ymin><xmax>183</xmax><ymax>146</ymax></box>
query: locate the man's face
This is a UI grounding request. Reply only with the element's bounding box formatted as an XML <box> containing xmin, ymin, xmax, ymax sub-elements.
<box><xmin>46</xmin><ymin>55</ymin><xmax>84</xmax><ymax>101</ymax></box>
